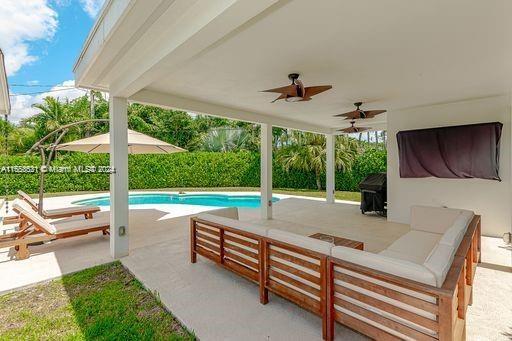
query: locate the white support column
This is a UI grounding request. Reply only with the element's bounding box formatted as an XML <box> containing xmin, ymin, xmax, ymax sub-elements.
<box><xmin>260</xmin><ymin>123</ymin><xmax>273</xmax><ymax>219</ymax></box>
<box><xmin>109</xmin><ymin>96</ymin><xmax>129</xmax><ymax>259</ymax></box>
<box><xmin>326</xmin><ymin>134</ymin><xmax>335</xmax><ymax>204</ymax></box>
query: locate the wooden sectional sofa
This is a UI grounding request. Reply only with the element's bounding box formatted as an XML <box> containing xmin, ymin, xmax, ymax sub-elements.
<box><xmin>190</xmin><ymin>206</ymin><xmax>481</xmax><ymax>341</ymax></box>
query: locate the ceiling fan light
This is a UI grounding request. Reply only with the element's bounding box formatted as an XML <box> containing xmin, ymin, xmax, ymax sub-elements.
<box><xmin>285</xmin><ymin>96</ymin><xmax>303</xmax><ymax>103</ymax></box>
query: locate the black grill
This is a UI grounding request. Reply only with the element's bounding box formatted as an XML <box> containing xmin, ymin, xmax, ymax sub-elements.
<box><xmin>359</xmin><ymin>173</ymin><xmax>387</xmax><ymax>216</ymax></box>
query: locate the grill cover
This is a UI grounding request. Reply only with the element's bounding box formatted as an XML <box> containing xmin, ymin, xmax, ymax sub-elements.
<box><xmin>359</xmin><ymin>173</ymin><xmax>387</xmax><ymax>191</ymax></box>
<box><xmin>359</xmin><ymin>173</ymin><xmax>387</xmax><ymax>215</ymax></box>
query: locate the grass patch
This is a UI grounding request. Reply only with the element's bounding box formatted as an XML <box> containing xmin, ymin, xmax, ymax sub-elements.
<box><xmin>273</xmin><ymin>189</ymin><xmax>361</xmax><ymax>202</ymax></box>
<box><xmin>8</xmin><ymin>187</ymin><xmax>360</xmax><ymax>202</ymax></box>
<box><xmin>0</xmin><ymin>262</ymin><xmax>194</xmax><ymax>340</ymax></box>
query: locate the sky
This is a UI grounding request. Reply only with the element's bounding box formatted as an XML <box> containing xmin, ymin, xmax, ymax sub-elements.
<box><xmin>1</xmin><ymin>0</ymin><xmax>105</xmax><ymax>122</ymax></box>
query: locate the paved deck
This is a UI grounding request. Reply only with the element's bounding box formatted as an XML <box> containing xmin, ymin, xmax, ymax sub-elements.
<box><xmin>1</xmin><ymin>193</ymin><xmax>511</xmax><ymax>340</ymax></box>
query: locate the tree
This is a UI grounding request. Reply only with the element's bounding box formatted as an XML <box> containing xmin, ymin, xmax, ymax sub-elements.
<box><xmin>199</xmin><ymin>127</ymin><xmax>252</xmax><ymax>152</ymax></box>
<box><xmin>276</xmin><ymin>131</ymin><xmax>360</xmax><ymax>190</ymax></box>
<box><xmin>31</xmin><ymin>97</ymin><xmax>69</xmax><ymax>140</ymax></box>
<box><xmin>7</xmin><ymin>127</ymin><xmax>36</xmax><ymax>154</ymax></box>
<box><xmin>29</xmin><ymin>96</ymin><xmax>92</xmax><ymax>142</ymax></box>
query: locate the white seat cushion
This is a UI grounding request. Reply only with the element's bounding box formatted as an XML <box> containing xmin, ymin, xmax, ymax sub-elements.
<box><xmin>43</xmin><ymin>206</ymin><xmax>99</xmax><ymax>216</ymax></box>
<box><xmin>196</xmin><ymin>213</ymin><xmax>268</xmax><ymax>236</ymax></box>
<box><xmin>385</xmin><ymin>230</ymin><xmax>441</xmax><ymax>263</ymax></box>
<box><xmin>439</xmin><ymin>211</ymin><xmax>474</xmax><ymax>248</ymax></box>
<box><xmin>331</xmin><ymin>246</ymin><xmax>437</xmax><ymax>287</ymax></box>
<box><xmin>51</xmin><ymin>216</ymin><xmax>110</xmax><ymax>234</ymax></box>
<box><xmin>423</xmin><ymin>243</ymin><xmax>455</xmax><ymax>287</ymax></box>
<box><xmin>378</xmin><ymin>249</ymin><xmax>426</xmax><ymax>264</ymax></box>
<box><xmin>410</xmin><ymin>205</ymin><xmax>473</xmax><ymax>234</ymax></box>
<box><xmin>267</xmin><ymin>229</ymin><xmax>333</xmax><ymax>255</ymax></box>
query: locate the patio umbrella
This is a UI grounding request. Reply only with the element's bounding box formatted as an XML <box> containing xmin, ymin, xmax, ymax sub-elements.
<box><xmin>55</xmin><ymin>129</ymin><xmax>187</xmax><ymax>154</ymax></box>
<box><xmin>27</xmin><ymin>128</ymin><xmax>186</xmax><ymax>213</ymax></box>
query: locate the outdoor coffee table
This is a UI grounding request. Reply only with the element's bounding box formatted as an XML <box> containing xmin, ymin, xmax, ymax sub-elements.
<box><xmin>309</xmin><ymin>233</ymin><xmax>364</xmax><ymax>250</ymax></box>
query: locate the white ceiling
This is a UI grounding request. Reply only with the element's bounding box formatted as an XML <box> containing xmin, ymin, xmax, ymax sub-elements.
<box><xmin>77</xmin><ymin>0</ymin><xmax>512</xmax><ymax>132</ymax></box>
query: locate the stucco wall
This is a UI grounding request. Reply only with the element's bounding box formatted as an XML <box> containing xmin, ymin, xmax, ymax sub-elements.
<box><xmin>387</xmin><ymin>95</ymin><xmax>511</xmax><ymax>237</ymax></box>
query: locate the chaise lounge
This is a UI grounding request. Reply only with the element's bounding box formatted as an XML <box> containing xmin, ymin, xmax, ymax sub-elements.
<box><xmin>0</xmin><ymin>199</ymin><xmax>110</xmax><ymax>260</ymax></box>
<box><xmin>17</xmin><ymin>190</ymin><xmax>100</xmax><ymax>219</ymax></box>
<box><xmin>190</xmin><ymin>205</ymin><xmax>480</xmax><ymax>340</ymax></box>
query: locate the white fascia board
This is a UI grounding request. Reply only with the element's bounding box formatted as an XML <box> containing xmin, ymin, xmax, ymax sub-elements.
<box><xmin>110</xmin><ymin>0</ymin><xmax>280</xmax><ymax>98</ymax></box>
<box><xmin>130</xmin><ymin>89</ymin><xmax>331</xmax><ymax>134</ymax></box>
<box><xmin>0</xmin><ymin>50</ymin><xmax>10</xmax><ymax>116</ymax></box>
<box><xmin>74</xmin><ymin>0</ymin><xmax>136</xmax><ymax>86</ymax></box>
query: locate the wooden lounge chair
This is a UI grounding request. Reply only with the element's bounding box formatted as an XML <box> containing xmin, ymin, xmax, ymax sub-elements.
<box><xmin>0</xmin><ymin>199</ymin><xmax>109</xmax><ymax>260</ymax></box>
<box><xmin>17</xmin><ymin>190</ymin><xmax>100</xmax><ymax>219</ymax></box>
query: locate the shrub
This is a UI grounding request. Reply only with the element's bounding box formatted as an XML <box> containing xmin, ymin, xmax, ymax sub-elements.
<box><xmin>0</xmin><ymin>149</ymin><xmax>386</xmax><ymax>195</ymax></box>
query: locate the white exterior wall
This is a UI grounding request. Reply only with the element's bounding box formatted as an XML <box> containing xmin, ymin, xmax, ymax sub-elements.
<box><xmin>387</xmin><ymin>95</ymin><xmax>512</xmax><ymax>237</ymax></box>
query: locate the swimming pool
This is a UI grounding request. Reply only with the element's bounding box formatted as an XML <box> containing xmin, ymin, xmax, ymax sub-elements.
<box><xmin>72</xmin><ymin>193</ymin><xmax>280</xmax><ymax>208</ymax></box>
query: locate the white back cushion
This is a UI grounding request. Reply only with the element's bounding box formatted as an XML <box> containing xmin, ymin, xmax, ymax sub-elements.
<box><xmin>423</xmin><ymin>243</ymin><xmax>455</xmax><ymax>287</ymax></box>
<box><xmin>410</xmin><ymin>205</ymin><xmax>473</xmax><ymax>234</ymax></box>
<box><xmin>18</xmin><ymin>190</ymin><xmax>38</xmax><ymax>209</ymax></box>
<box><xmin>439</xmin><ymin>211</ymin><xmax>474</xmax><ymax>248</ymax></box>
<box><xmin>331</xmin><ymin>246</ymin><xmax>437</xmax><ymax>287</ymax></box>
<box><xmin>196</xmin><ymin>213</ymin><xmax>268</xmax><ymax>236</ymax></box>
<box><xmin>267</xmin><ymin>229</ymin><xmax>333</xmax><ymax>255</ymax></box>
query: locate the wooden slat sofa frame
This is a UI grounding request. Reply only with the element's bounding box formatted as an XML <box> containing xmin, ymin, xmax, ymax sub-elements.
<box><xmin>190</xmin><ymin>215</ymin><xmax>481</xmax><ymax>341</ymax></box>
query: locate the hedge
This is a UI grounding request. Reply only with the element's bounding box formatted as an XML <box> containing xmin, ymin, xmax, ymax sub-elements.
<box><xmin>0</xmin><ymin>149</ymin><xmax>386</xmax><ymax>195</ymax></box>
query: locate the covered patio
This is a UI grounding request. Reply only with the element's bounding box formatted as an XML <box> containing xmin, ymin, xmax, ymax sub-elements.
<box><xmin>74</xmin><ymin>0</ymin><xmax>512</xmax><ymax>259</ymax></box>
<box><xmin>2</xmin><ymin>0</ymin><xmax>510</xmax><ymax>340</ymax></box>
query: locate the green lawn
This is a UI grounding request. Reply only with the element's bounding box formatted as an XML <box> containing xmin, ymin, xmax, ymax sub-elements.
<box><xmin>273</xmin><ymin>188</ymin><xmax>360</xmax><ymax>202</ymax></box>
<box><xmin>0</xmin><ymin>262</ymin><xmax>194</xmax><ymax>340</ymax></box>
<box><xmin>8</xmin><ymin>187</ymin><xmax>360</xmax><ymax>202</ymax></box>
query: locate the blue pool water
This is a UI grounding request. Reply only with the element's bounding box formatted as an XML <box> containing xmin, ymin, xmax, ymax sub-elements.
<box><xmin>72</xmin><ymin>193</ymin><xmax>280</xmax><ymax>208</ymax></box>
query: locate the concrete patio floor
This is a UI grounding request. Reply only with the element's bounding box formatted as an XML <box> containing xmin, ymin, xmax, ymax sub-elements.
<box><xmin>1</xmin><ymin>193</ymin><xmax>511</xmax><ymax>340</ymax></box>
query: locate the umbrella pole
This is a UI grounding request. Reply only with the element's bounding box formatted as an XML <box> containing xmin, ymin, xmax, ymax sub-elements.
<box><xmin>37</xmin><ymin>129</ymin><xmax>68</xmax><ymax>214</ymax></box>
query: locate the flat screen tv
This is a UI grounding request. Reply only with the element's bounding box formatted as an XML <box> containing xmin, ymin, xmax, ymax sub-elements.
<box><xmin>397</xmin><ymin>122</ymin><xmax>502</xmax><ymax>181</ymax></box>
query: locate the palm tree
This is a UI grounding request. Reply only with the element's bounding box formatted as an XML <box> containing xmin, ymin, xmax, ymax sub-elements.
<box><xmin>30</xmin><ymin>97</ymin><xmax>73</xmax><ymax>141</ymax></box>
<box><xmin>200</xmin><ymin>127</ymin><xmax>252</xmax><ymax>152</ymax></box>
<box><xmin>32</xmin><ymin>97</ymin><xmax>67</xmax><ymax>129</ymax></box>
<box><xmin>276</xmin><ymin>131</ymin><xmax>360</xmax><ymax>190</ymax></box>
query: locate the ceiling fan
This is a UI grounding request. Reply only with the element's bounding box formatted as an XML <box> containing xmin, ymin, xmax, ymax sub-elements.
<box><xmin>334</xmin><ymin>102</ymin><xmax>386</xmax><ymax>120</ymax></box>
<box><xmin>262</xmin><ymin>73</ymin><xmax>332</xmax><ymax>103</ymax></box>
<box><xmin>338</xmin><ymin>120</ymin><xmax>371</xmax><ymax>133</ymax></box>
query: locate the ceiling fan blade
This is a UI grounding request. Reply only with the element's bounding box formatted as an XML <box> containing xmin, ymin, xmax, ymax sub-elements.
<box><xmin>343</xmin><ymin>113</ymin><xmax>379</xmax><ymax>120</ymax></box>
<box><xmin>363</xmin><ymin>110</ymin><xmax>387</xmax><ymax>116</ymax></box>
<box><xmin>271</xmin><ymin>93</ymin><xmax>287</xmax><ymax>103</ymax></box>
<box><xmin>304</xmin><ymin>85</ymin><xmax>332</xmax><ymax>98</ymax></box>
<box><xmin>337</xmin><ymin>127</ymin><xmax>356</xmax><ymax>133</ymax></box>
<box><xmin>333</xmin><ymin>110</ymin><xmax>359</xmax><ymax>118</ymax></box>
<box><xmin>261</xmin><ymin>84</ymin><xmax>297</xmax><ymax>96</ymax></box>
<box><xmin>337</xmin><ymin>126</ymin><xmax>372</xmax><ymax>133</ymax></box>
<box><xmin>262</xmin><ymin>84</ymin><xmax>297</xmax><ymax>97</ymax></box>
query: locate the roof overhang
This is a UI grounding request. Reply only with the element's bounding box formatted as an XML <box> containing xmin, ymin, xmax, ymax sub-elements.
<box><xmin>74</xmin><ymin>0</ymin><xmax>512</xmax><ymax>134</ymax></box>
<box><xmin>0</xmin><ymin>49</ymin><xmax>10</xmax><ymax>116</ymax></box>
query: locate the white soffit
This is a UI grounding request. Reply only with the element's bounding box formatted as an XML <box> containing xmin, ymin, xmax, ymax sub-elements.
<box><xmin>75</xmin><ymin>0</ymin><xmax>512</xmax><ymax>133</ymax></box>
<box><xmin>0</xmin><ymin>50</ymin><xmax>10</xmax><ymax>116</ymax></box>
